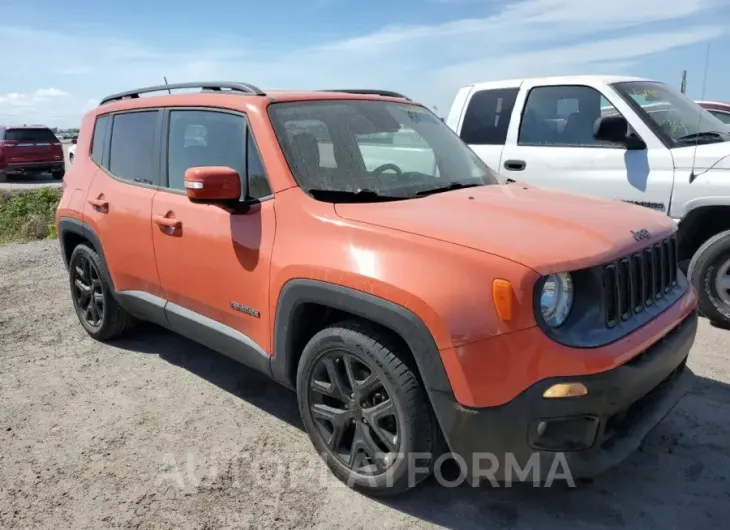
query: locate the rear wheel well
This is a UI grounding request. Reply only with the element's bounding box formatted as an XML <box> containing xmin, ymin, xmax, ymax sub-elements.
<box><xmin>678</xmin><ymin>206</ymin><xmax>730</xmax><ymax>263</ymax></box>
<box><xmin>285</xmin><ymin>303</ymin><xmax>420</xmax><ymax>390</ymax></box>
<box><xmin>60</xmin><ymin>230</ymin><xmax>91</xmax><ymax>265</ymax></box>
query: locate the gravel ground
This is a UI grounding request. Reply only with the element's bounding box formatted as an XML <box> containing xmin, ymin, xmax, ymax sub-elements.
<box><xmin>1</xmin><ymin>239</ymin><xmax>730</xmax><ymax>529</ymax></box>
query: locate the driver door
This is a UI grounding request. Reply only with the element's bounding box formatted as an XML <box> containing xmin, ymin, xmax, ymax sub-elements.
<box><xmin>500</xmin><ymin>81</ymin><xmax>674</xmax><ymax>213</ymax></box>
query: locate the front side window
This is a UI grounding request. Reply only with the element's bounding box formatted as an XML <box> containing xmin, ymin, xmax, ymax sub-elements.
<box><xmin>167</xmin><ymin>110</ymin><xmax>246</xmax><ymax>192</ymax></box>
<box><xmin>108</xmin><ymin>111</ymin><xmax>158</xmax><ymax>182</ymax></box>
<box><xmin>612</xmin><ymin>81</ymin><xmax>730</xmax><ymax>146</ymax></box>
<box><xmin>246</xmin><ymin>133</ymin><xmax>272</xmax><ymax>199</ymax></box>
<box><xmin>268</xmin><ymin>100</ymin><xmax>498</xmax><ymax>201</ymax></box>
<box><xmin>519</xmin><ymin>85</ymin><xmax>624</xmax><ymax>147</ymax></box>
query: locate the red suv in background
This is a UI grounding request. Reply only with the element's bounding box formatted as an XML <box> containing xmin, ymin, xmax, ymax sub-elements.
<box><xmin>0</xmin><ymin>125</ymin><xmax>65</xmax><ymax>182</ymax></box>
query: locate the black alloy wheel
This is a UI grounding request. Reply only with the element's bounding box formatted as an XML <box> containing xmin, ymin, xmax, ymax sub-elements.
<box><xmin>72</xmin><ymin>253</ymin><xmax>104</xmax><ymax>328</ymax></box>
<box><xmin>308</xmin><ymin>351</ymin><xmax>401</xmax><ymax>475</ymax></box>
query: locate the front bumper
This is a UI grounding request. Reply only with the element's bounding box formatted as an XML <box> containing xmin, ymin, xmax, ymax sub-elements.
<box><xmin>430</xmin><ymin>310</ymin><xmax>698</xmax><ymax>483</ymax></box>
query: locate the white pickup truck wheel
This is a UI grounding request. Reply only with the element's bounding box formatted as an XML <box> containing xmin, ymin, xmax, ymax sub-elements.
<box><xmin>688</xmin><ymin>230</ymin><xmax>730</xmax><ymax>328</ymax></box>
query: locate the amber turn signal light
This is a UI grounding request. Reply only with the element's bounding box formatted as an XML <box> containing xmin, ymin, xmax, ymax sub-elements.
<box><xmin>492</xmin><ymin>279</ymin><xmax>513</xmax><ymax>322</ymax></box>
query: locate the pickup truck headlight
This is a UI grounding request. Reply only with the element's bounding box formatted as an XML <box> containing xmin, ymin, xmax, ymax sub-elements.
<box><xmin>540</xmin><ymin>272</ymin><xmax>574</xmax><ymax>328</ymax></box>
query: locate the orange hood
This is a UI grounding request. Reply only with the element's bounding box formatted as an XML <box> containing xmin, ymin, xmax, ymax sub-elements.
<box><xmin>334</xmin><ymin>184</ymin><xmax>676</xmax><ymax>275</ymax></box>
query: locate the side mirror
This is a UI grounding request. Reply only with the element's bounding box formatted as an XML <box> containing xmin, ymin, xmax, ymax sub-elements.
<box><xmin>71</xmin><ymin>138</ymin><xmax>77</xmax><ymax>145</ymax></box>
<box><xmin>184</xmin><ymin>166</ymin><xmax>243</xmax><ymax>203</ymax></box>
<box><xmin>593</xmin><ymin>116</ymin><xmax>645</xmax><ymax>150</ymax></box>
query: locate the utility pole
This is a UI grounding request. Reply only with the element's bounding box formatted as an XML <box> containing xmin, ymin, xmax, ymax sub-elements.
<box><xmin>680</xmin><ymin>70</ymin><xmax>687</xmax><ymax>94</ymax></box>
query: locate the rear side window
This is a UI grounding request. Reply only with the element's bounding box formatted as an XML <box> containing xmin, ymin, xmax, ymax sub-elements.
<box><xmin>4</xmin><ymin>128</ymin><xmax>58</xmax><ymax>143</ymax></box>
<box><xmin>91</xmin><ymin>115</ymin><xmax>110</xmax><ymax>163</ymax></box>
<box><xmin>108</xmin><ymin>111</ymin><xmax>158</xmax><ymax>182</ymax></box>
<box><xmin>460</xmin><ymin>88</ymin><xmax>519</xmax><ymax>145</ymax></box>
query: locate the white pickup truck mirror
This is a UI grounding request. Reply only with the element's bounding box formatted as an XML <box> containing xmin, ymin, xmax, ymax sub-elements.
<box><xmin>593</xmin><ymin>116</ymin><xmax>646</xmax><ymax>150</ymax></box>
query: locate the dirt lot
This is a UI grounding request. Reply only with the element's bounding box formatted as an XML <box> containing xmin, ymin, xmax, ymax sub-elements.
<box><xmin>1</xmin><ymin>240</ymin><xmax>729</xmax><ymax>529</ymax></box>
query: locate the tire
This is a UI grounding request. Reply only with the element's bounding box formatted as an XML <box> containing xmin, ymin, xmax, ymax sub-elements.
<box><xmin>296</xmin><ymin>319</ymin><xmax>442</xmax><ymax>497</ymax></box>
<box><xmin>687</xmin><ymin>229</ymin><xmax>730</xmax><ymax>328</ymax></box>
<box><xmin>0</xmin><ymin>171</ymin><xmax>6</xmax><ymax>183</ymax></box>
<box><xmin>52</xmin><ymin>169</ymin><xmax>64</xmax><ymax>180</ymax></box>
<box><xmin>68</xmin><ymin>244</ymin><xmax>134</xmax><ymax>340</ymax></box>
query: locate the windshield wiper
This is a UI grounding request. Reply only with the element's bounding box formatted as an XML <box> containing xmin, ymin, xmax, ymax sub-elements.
<box><xmin>308</xmin><ymin>188</ymin><xmax>406</xmax><ymax>203</ymax></box>
<box><xmin>415</xmin><ymin>182</ymin><xmax>482</xmax><ymax>197</ymax></box>
<box><xmin>675</xmin><ymin>131</ymin><xmax>730</xmax><ymax>143</ymax></box>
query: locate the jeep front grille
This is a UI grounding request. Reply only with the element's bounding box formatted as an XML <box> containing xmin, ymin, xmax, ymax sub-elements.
<box><xmin>602</xmin><ymin>234</ymin><xmax>679</xmax><ymax>327</ymax></box>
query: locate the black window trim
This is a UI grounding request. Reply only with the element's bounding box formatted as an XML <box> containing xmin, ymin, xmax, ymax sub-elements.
<box><xmin>517</xmin><ymin>83</ymin><xmax>647</xmax><ymax>150</ymax></box>
<box><xmin>96</xmin><ymin>108</ymin><xmax>164</xmax><ymax>190</ymax></box>
<box><xmin>157</xmin><ymin>106</ymin><xmax>274</xmax><ymax>203</ymax></box>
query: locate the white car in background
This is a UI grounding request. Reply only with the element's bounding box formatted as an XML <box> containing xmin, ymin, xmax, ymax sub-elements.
<box><xmin>68</xmin><ymin>137</ymin><xmax>77</xmax><ymax>164</ymax></box>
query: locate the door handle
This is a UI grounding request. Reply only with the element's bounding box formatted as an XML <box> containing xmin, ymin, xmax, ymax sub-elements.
<box><xmin>153</xmin><ymin>214</ymin><xmax>182</xmax><ymax>230</ymax></box>
<box><xmin>88</xmin><ymin>197</ymin><xmax>108</xmax><ymax>210</ymax></box>
<box><xmin>503</xmin><ymin>159</ymin><xmax>526</xmax><ymax>171</ymax></box>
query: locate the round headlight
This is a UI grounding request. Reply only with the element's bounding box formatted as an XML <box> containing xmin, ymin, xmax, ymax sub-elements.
<box><xmin>540</xmin><ymin>273</ymin><xmax>574</xmax><ymax>328</ymax></box>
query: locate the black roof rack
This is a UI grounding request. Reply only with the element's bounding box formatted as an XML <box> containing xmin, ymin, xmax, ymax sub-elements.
<box><xmin>320</xmin><ymin>89</ymin><xmax>411</xmax><ymax>101</ymax></box>
<box><xmin>99</xmin><ymin>81</ymin><xmax>266</xmax><ymax>106</ymax></box>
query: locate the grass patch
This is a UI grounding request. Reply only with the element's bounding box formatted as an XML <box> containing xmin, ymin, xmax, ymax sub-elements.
<box><xmin>0</xmin><ymin>187</ymin><xmax>62</xmax><ymax>244</ymax></box>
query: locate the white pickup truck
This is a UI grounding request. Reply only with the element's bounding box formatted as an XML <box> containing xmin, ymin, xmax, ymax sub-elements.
<box><xmin>446</xmin><ymin>75</ymin><xmax>730</xmax><ymax>327</ymax></box>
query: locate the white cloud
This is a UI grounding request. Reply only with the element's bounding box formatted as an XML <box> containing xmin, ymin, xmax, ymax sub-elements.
<box><xmin>0</xmin><ymin>88</ymin><xmax>69</xmax><ymax>125</ymax></box>
<box><xmin>0</xmin><ymin>0</ymin><xmax>726</xmax><ymax>126</ymax></box>
<box><xmin>34</xmin><ymin>88</ymin><xmax>69</xmax><ymax>99</ymax></box>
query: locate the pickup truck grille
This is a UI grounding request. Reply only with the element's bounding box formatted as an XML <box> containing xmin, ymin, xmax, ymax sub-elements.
<box><xmin>602</xmin><ymin>234</ymin><xmax>679</xmax><ymax>328</ymax></box>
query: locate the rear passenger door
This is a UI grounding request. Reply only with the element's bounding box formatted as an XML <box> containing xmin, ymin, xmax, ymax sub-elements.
<box><xmin>83</xmin><ymin>110</ymin><xmax>166</xmax><ymax>312</ymax></box>
<box><xmin>454</xmin><ymin>86</ymin><xmax>519</xmax><ymax>181</ymax></box>
<box><xmin>151</xmin><ymin>108</ymin><xmax>277</xmax><ymax>356</ymax></box>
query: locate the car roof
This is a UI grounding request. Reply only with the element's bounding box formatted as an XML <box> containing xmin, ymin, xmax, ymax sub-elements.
<box><xmin>1</xmin><ymin>124</ymin><xmax>53</xmax><ymax>129</ymax></box>
<box><xmin>90</xmin><ymin>82</ymin><xmax>420</xmax><ymax>119</ymax></box>
<box><xmin>463</xmin><ymin>74</ymin><xmax>653</xmax><ymax>91</ymax></box>
<box><xmin>696</xmin><ymin>100</ymin><xmax>730</xmax><ymax>110</ymax></box>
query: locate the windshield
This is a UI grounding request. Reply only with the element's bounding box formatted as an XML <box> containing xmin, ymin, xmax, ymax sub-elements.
<box><xmin>268</xmin><ymin>99</ymin><xmax>499</xmax><ymax>201</ymax></box>
<box><xmin>612</xmin><ymin>81</ymin><xmax>730</xmax><ymax>147</ymax></box>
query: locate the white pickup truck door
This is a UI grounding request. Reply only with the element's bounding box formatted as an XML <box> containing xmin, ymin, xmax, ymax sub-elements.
<box><xmin>498</xmin><ymin>79</ymin><xmax>675</xmax><ymax>214</ymax></box>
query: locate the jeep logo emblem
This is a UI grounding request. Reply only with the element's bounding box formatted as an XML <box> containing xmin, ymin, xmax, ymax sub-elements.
<box><xmin>631</xmin><ymin>229</ymin><xmax>651</xmax><ymax>241</ymax></box>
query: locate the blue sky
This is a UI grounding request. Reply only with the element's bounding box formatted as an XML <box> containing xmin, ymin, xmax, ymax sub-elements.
<box><xmin>1</xmin><ymin>0</ymin><xmax>729</xmax><ymax>127</ymax></box>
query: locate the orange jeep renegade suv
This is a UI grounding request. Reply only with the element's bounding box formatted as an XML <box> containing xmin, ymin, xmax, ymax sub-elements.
<box><xmin>56</xmin><ymin>82</ymin><xmax>698</xmax><ymax>496</ymax></box>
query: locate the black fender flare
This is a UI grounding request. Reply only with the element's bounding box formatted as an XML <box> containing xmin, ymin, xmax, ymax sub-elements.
<box><xmin>270</xmin><ymin>279</ymin><xmax>455</xmax><ymax>397</ymax></box>
<box><xmin>57</xmin><ymin>217</ymin><xmax>115</xmax><ymax>291</ymax></box>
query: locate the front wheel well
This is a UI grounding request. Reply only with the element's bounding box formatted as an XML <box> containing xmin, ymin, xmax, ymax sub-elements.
<box><xmin>678</xmin><ymin>206</ymin><xmax>730</xmax><ymax>263</ymax></box>
<box><xmin>284</xmin><ymin>303</ymin><xmax>419</xmax><ymax>390</ymax></box>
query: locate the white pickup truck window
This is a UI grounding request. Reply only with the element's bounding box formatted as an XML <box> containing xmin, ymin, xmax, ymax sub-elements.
<box><xmin>519</xmin><ymin>85</ymin><xmax>625</xmax><ymax>147</ymax></box>
<box><xmin>612</xmin><ymin>81</ymin><xmax>730</xmax><ymax>146</ymax></box>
